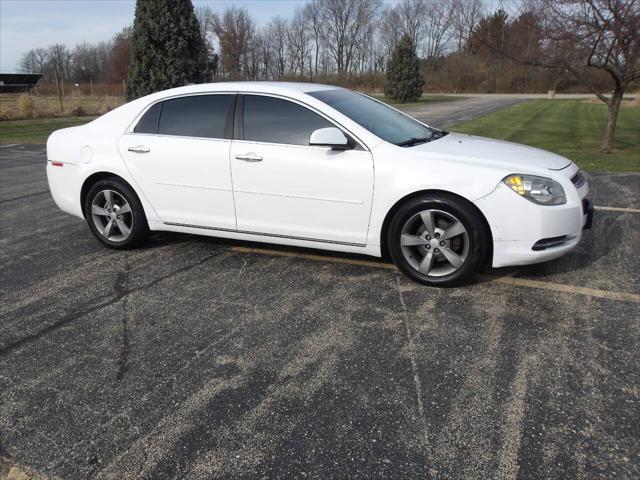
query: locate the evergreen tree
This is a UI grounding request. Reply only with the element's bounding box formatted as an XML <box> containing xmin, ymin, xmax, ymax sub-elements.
<box><xmin>384</xmin><ymin>35</ymin><xmax>424</xmax><ymax>103</ymax></box>
<box><xmin>127</xmin><ymin>0</ymin><xmax>209</xmax><ymax>100</ymax></box>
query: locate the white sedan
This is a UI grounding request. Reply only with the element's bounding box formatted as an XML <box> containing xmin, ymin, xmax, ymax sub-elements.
<box><xmin>46</xmin><ymin>82</ymin><xmax>592</xmax><ymax>286</ymax></box>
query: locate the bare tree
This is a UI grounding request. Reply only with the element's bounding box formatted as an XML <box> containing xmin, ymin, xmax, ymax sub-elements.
<box><xmin>266</xmin><ymin>17</ymin><xmax>289</xmax><ymax>79</ymax></box>
<box><xmin>109</xmin><ymin>27</ymin><xmax>132</xmax><ymax>83</ymax></box>
<box><xmin>19</xmin><ymin>32</ymin><xmax>132</xmax><ymax>85</ymax></box>
<box><xmin>19</xmin><ymin>49</ymin><xmax>48</xmax><ymax>75</ymax></box>
<box><xmin>423</xmin><ymin>2</ymin><xmax>454</xmax><ymax>63</ymax></box>
<box><xmin>288</xmin><ymin>8</ymin><xmax>312</xmax><ymax>78</ymax></box>
<box><xmin>547</xmin><ymin>0</ymin><xmax>639</xmax><ymax>152</ymax></box>
<box><xmin>195</xmin><ymin>6</ymin><xmax>216</xmax><ymax>46</ymax></box>
<box><xmin>48</xmin><ymin>44</ymin><xmax>72</xmax><ymax>81</ymax></box>
<box><xmin>195</xmin><ymin>5</ymin><xmax>219</xmax><ymax>80</ymax></box>
<box><xmin>244</xmin><ymin>30</ymin><xmax>263</xmax><ymax>80</ymax></box>
<box><xmin>380</xmin><ymin>0</ymin><xmax>454</xmax><ymax>68</ymax></box>
<box><xmin>481</xmin><ymin>0</ymin><xmax>639</xmax><ymax>152</ymax></box>
<box><xmin>379</xmin><ymin>6</ymin><xmax>404</xmax><ymax>57</ymax></box>
<box><xmin>315</xmin><ymin>0</ymin><xmax>381</xmax><ymax>77</ymax></box>
<box><xmin>303</xmin><ymin>1</ymin><xmax>323</xmax><ymax>79</ymax></box>
<box><xmin>397</xmin><ymin>0</ymin><xmax>430</xmax><ymax>50</ymax></box>
<box><xmin>71</xmin><ymin>41</ymin><xmax>110</xmax><ymax>83</ymax></box>
<box><xmin>349</xmin><ymin>3</ymin><xmax>378</xmax><ymax>78</ymax></box>
<box><xmin>450</xmin><ymin>0</ymin><xmax>484</xmax><ymax>52</ymax></box>
<box><xmin>212</xmin><ymin>7</ymin><xmax>255</xmax><ymax>79</ymax></box>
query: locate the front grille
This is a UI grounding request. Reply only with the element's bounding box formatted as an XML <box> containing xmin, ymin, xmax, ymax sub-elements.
<box><xmin>571</xmin><ymin>171</ymin><xmax>586</xmax><ymax>189</ymax></box>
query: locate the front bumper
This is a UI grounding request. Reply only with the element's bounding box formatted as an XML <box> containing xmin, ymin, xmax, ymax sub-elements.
<box><xmin>475</xmin><ymin>181</ymin><xmax>592</xmax><ymax>268</ymax></box>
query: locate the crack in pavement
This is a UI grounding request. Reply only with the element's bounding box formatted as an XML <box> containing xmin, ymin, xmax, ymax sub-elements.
<box><xmin>115</xmin><ymin>256</ymin><xmax>131</xmax><ymax>381</ymax></box>
<box><xmin>496</xmin><ymin>352</ymin><xmax>539</xmax><ymax>480</ymax></box>
<box><xmin>0</xmin><ymin>191</ymin><xmax>49</xmax><ymax>204</ymax></box>
<box><xmin>396</xmin><ymin>278</ymin><xmax>428</xmax><ymax>444</ymax></box>
<box><xmin>0</xmin><ymin>253</ymin><xmax>219</xmax><ymax>356</ymax></box>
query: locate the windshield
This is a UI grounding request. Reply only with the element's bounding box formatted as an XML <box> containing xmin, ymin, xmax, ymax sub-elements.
<box><xmin>308</xmin><ymin>89</ymin><xmax>443</xmax><ymax>146</ymax></box>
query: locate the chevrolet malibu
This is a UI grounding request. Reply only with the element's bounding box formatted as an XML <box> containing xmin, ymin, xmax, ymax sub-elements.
<box><xmin>46</xmin><ymin>82</ymin><xmax>593</xmax><ymax>286</ymax></box>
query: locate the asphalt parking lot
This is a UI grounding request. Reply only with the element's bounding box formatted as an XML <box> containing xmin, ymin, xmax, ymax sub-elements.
<box><xmin>1</xmin><ymin>144</ymin><xmax>639</xmax><ymax>479</ymax></box>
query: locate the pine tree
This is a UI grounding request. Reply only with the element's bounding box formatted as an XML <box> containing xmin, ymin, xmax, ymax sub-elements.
<box><xmin>127</xmin><ymin>0</ymin><xmax>209</xmax><ymax>100</ymax></box>
<box><xmin>384</xmin><ymin>35</ymin><xmax>425</xmax><ymax>103</ymax></box>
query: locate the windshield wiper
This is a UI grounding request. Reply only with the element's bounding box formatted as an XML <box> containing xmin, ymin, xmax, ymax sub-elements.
<box><xmin>431</xmin><ymin>130</ymin><xmax>449</xmax><ymax>140</ymax></box>
<box><xmin>396</xmin><ymin>136</ymin><xmax>430</xmax><ymax>147</ymax></box>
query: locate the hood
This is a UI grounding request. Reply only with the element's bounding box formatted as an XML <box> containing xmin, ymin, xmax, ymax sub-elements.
<box><xmin>412</xmin><ymin>132</ymin><xmax>572</xmax><ymax>171</ymax></box>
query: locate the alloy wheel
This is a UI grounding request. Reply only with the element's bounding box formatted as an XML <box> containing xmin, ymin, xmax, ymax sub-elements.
<box><xmin>90</xmin><ymin>189</ymin><xmax>133</xmax><ymax>242</ymax></box>
<box><xmin>399</xmin><ymin>209</ymin><xmax>469</xmax><ymax>277</ymax></box>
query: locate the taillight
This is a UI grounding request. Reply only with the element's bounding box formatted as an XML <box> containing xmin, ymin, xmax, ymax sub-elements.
<box><xmin>51</xmin><ymin>161</ymin><xmax>63</xmax><ymax>167</ymax></box>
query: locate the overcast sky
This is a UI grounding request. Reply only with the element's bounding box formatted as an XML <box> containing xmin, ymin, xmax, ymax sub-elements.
<box><xmin>0</xmin><ymin>0</ymin><xmax>312</xmax><ymax>72</ymax></box>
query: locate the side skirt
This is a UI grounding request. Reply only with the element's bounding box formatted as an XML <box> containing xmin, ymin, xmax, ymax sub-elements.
<box><xmin>148</xmin><ymin>220</ymin><xmax>382</xmax><ymax>258</ymax></box>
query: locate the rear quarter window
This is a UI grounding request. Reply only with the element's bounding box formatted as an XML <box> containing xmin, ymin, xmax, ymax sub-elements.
<box><xmin>133</xmin><ymin>102</ymin><xmax>162</xmax><ymax>134</ymax></box>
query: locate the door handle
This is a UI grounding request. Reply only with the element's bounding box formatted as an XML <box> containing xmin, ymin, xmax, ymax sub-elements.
<box><xmin>235</xmin><ymin>153</ymin><xmax>263</xmax><ymax>162</ymax></box>
<box><xmin>128</xmin><ymin>145</ymin><xmax>150</xmax><ymax>153</ymax></box>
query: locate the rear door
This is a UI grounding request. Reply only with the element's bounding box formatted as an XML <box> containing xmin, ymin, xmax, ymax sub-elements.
<box><xmin>230</xmin><ymin>94</ymin><xmax>374</xmax><ymax>245</ymax></box>
<box><xmin>118</xmin><ymin>93</ymin><xmax>237</xmax><ymax>229</ymax></box>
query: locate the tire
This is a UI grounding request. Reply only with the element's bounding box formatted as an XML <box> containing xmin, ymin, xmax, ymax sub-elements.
<box><xmin>83</xmin><ymin>177</ymin><xmax>149</xmax><ymax>249</ymax></box>
<box><xmin>387</xmin><ymin>193</ymin><xmax>489</xmax><ymax>287</ymax></box>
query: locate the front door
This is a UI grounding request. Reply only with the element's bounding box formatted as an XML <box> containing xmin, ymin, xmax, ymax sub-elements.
<box><xmin>230</xmin><ymin>94</ymin><xmax>374</xmax><ymax>246</ymax></box>
<box><xmin>118</xmin><ymin>94</ymin><xmax>237</xmax><ymax>229</ymax></box>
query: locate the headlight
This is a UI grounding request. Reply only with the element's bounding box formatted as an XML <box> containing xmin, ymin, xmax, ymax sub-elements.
<box><xmin>502</xmin><ymin>174</ymin><xmax>566</xmax><ymax>205</ymax></box>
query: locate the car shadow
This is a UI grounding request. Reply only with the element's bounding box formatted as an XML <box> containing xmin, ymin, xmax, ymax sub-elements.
<box><xmin>144</xmin><ymin>214</ymin><xmax>615</xmax><ymax>288</ymax></box>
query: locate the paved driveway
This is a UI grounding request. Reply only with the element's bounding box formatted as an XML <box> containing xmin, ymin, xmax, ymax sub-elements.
<box><xmin>1</xmin><ymin>144</ymin><xmax>639</xmax><ymax>479</ymax></box>
<box><xmin>402</xmin><ymin>96</ymin><xmax>527</xmax><ymax>128</ymax></box>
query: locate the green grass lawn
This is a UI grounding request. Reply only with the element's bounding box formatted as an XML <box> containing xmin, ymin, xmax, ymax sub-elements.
<box><xmin>451</xmin><ymin>100</ymin><xmax>640</xmax><ymax>172</ymax></box>
<box><xmin>0</xmin><ymin>116</ymin><xmax>96</xmax><ymax>144</ymax></box>
<box><xmin>373</xmin><ymin>94</ymin><xmax>466</xmax><ymax>108</ymax></box>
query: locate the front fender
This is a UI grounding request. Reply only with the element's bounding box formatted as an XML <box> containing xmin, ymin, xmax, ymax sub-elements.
<box><xmin>366</xmin><ymin>144</ymin><xmax>506</xmax><ymax>247</ymax></box>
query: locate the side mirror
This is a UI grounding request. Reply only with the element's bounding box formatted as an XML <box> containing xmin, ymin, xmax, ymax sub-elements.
<box><xmin>309</xmin><ymin>127</ymin><xmax>351</xmax><ymax>150</ymax></box>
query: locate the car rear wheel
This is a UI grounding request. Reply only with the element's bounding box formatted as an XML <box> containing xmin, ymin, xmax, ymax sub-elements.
<box><xmin>387</xmin><ymin>194</ymin><xmax>489</xmax><ymax>287</ymax></box>
<box><xmin>84</xmin><ymin>178</ymin><xmax>149</xmax><ymax>249</ymax></box>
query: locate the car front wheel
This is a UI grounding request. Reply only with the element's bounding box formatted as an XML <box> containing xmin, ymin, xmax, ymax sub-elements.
<box><xmin>84</xmin><ymin>178</ymin><xmax>149</xmax><ymax>249</ymax></box>
<box><xmin>387</xmin><ymin>194</ymin><xmax>489</xmax><ymax>287</ymax></box>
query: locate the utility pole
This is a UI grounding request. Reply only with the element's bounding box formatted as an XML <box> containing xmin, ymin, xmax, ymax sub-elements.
<box><xmin>54</xmin><ymin>69</ymin><xmax>64</xmax><ymax>114</ymax></box>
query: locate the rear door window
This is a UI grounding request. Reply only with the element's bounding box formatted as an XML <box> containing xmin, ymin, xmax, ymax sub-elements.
<box><xmin>156</xmin><ymin>94</ymin><xmax>234</xmax><ymax>139</ymax></box>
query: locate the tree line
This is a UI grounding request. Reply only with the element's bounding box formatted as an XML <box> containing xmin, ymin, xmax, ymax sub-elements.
<box><xmin>19</xmin><ymin>0</ymin><xmax>469</xmax><ymax>87</ymax></box>
<box><xmin>19</xmin><ymin>28</ymin><xmax>131</xmax><ymax>86</ymax></box>
<box><xmin>20</xmin><ymin>0</ymin><xmax>631</xmax><ymax>95</ymax></box>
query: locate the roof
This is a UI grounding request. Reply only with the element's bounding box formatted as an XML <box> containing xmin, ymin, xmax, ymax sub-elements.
<box><xmin>150</xmin><ymin>81</ymin><xmax>343</xmax><ymax>97</ymax></box>
<box><xmin>88</xmin><ymin>81</ymin><xmax>349</xmax><ymax>137</ymax></box>
<box><xmin>0</xmin><ymin>73</ymin><xmax>43</xmax><ymax>84</ymax></box>
<box><xmin>0</xmin><ymin>73</ymin><xmax>42</xmax><ymax>93</ymax></box>
<box><xmin>215</xmin><ymin>81</ymin><xmax>340</xmax><ymax>93</ymax></box>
